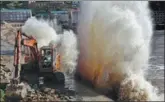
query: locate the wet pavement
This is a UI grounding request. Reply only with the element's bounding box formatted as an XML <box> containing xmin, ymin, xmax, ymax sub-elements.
<box><xmin>147</xmin><ymin>30</ymin><xmax>164</xmax><ymax>93</ymax></box>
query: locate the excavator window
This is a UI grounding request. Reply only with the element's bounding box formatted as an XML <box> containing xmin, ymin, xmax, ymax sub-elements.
<box><xmin>41</xmin><ymin>50</ymin><xmax>44</xmax><ymax>56</ymax></box>
<box><xmin>46</xmin><ymin>50</ymin><xmax>51</xmax><ymax>56</ymax></box>
<box><xmin>40</xmin><ymin>49</ymin><xmax>52</xmax><ymax>68</ymax></box>
<box><xmin>22</xmin><ymin>46</ymin><xmax>29</xmax><ymax>56</ymax></box>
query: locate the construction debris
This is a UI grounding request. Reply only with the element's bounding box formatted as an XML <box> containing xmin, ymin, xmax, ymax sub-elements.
<box><xmin>5</xmin><ymin>83</ymin><xmax>75</xmax><ymax>102</ymax></box>
<box><xmin>5</xmin><ymin>82</ymin><xmax>30</xmax><ymax>99</ymax></box>
<box><xmin>22</xmin><ymin>88</ymin><xmax>60</xmax><ymax>102</ymax></box>
<box><xmin>0</xmin><ymin>62</ymin><xmax>11</xmax><ymax>84</ymax></box>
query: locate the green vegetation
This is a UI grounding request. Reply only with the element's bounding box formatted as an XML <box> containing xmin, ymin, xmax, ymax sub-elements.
<box><xmin>0</xmin><ymin>1</ymin><xmax>79</xmax><ymax>17</ymax></box>
<box><xmin>0</xmin><ymin>89</ymin><xmax>5</xmax><ymax>102</ymax></box>
<box><xmin>0</xmin><ymin>1</ymin><xmax>28</xmax><ymax>9</ymax></box>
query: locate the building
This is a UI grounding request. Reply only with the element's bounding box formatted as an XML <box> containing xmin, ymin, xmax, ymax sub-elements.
<box><xmin>28</xmin><ymin>1</ymin><xmax>65</xmax><ymax>11</ymax></box>
<box><xmin>1</xmin><ymin>9</ymin><xmax>32</xmax><ymax>22</ymax></box>
<box><xmin>35</xmin><ymin>12</ymin><xmax>50</xmax><ymax>19</ymax></box>
<box><xmin>69</xmin><ymin>9</ymin><xmax>80</xmax><ymax>25</ymax></box>
<box><xmin>72</xmin><ymin>1</ymin><xmax>80</xmax><ymax>8</ymax></box>
<box><xmin>1</xmin><ymin>9</ymin><xmax>32</xmax><ymax>28</ymax></box>
<box><xmin>149</xmin><ymin>1</ymin><xmax>165</xmax><ymax>30</ymax></box>
<box><xmin>28</xmin><ymin>1</ymin><xmax>79</xmax><ymax>12</ymax></box>
<box><xmin>51</xmin><ymin>10</ymin><xmax>69</xmax><ymax>22</ymax></box>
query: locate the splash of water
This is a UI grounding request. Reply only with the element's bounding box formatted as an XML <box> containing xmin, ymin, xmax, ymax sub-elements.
<box><xmin>50</xmin><ymin>30</ymin><xmax>79</xmax><ymax>75</ymax></box>
<box><xmin>22</xmin><ymin>17</ymin><xmax>60</xmax><ymax>48</ymax></box>
<box><xmin>77</xmin><ymin>1</ymin><xmax>164</xmax><ymax>101</ymax></box>
<box><xmin>59</xmin><ymin>30</ymin><xmax>79</xmax><ymax>75</ymax></box>
<box><xmin>22</xmin><ymin>17</ymin><xmax>78</xmax><ymax>75</ymax></box>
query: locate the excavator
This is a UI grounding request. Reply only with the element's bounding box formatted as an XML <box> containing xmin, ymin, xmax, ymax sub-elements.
<box><xmin>13</xmin><ymin>30</ymin><xmax>65</xmax><ymax>85</ymax></box>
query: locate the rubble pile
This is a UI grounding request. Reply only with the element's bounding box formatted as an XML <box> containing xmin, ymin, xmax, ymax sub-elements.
<box><xmin>22</xmin><ymin>88</ymin><xmax>60</xmax><ymax>102</ymax></box>
<box><xmin>22</xmin><ymin>87</ymin><xmax>76</xmax><ymax>101</ymax></box>
<box><xmin>0</xmin><ymin>55</ymin><xmax>76</xmax><ymax>102</ymax></box>
<box><xmin>1</xmin><ymin>24</ymin><xmax>16</xmax><ymax>45</ymax></box>
<box><xmin>4</xmin><ymin>80</ymin><xmax>75</xmax><ymax>101</ymax></box>
<box><xmin>5</xmin><ymin>81</ymin><xmax>31</xmax><ymax>98</ymax></box>
<box><xmin>0</xmin><ymin>57</ymin><xmax>11</xmax><ymax>84</ymax></box>
<box><xmin>5</xmin><ymin>82</ymin><xmax>62</xmax><ymax>101</ymax></box>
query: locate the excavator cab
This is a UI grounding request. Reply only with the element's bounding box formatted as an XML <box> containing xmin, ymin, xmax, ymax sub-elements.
<box><xmin>40</xmin><ymin>47</ymin><xmax>53</xmax><ymax>72</ymax></box>
<box><xmin>43</xmin><ymin>50</ymin><xmax>52</xmax><ymax>67</ymax></box>
<box><xmin>39</xmin><ymin>46</ymin><xmax>65</xmax><ymax>84</ymax></box>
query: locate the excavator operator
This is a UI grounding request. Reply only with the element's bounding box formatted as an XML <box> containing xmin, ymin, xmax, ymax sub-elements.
<box><xmin>43</xmin><ymin>50</ymin><xmax>52</xmax><ymax>67</ymax></box>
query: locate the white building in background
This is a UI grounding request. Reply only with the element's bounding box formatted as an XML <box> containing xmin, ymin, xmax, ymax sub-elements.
<box><xmin>70</xmin><ymin>9</ymin><xmax>80</xmax><ymax>25</ymax></box>
<box><xmin>1</xmin><ymin>9</ymin><xmax>32</xmax><ymax>28</ymax></box>
<box><xmin>1</xmin><ymin>9</ymin><xmax>32</xmax><ymax>22</ymax></box>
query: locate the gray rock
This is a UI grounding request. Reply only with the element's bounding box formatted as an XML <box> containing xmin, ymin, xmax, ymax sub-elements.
<box><xmin>50</xmin><ymin>89</ymin><xmax>56</xmax><ymax>94</ymax></box>
<box><xmin>0</xmin><ymin>64</ymin><xmax>6</xmax><ymax>67</ymax></box>
<box><xmin>69</xmin><ymin>96</ymin><xmax>74</xmax><ymax>99</ymax></box>
<box><xmin>47</xmin><ymin>95</ymin><xmax>54</xmax><ymax>101</ymax></box>
<box><xmin>64</xmin><ymin>96</ymin><xmax>70</xmax><ymax>100</ymax></box>
<box><xmin>2</xmin><ymin>67</ymin><xmax>10</xmax><ymax>72</ymax></box>
<box><xmin>5</xmin><ymin>82</ymin><xmax>31</xmax><ymax>99</ymax></box>
<box><xmin>42</xmin><ymin>87</ymin><xmax>51</xmax><ymax>93</ymax></box>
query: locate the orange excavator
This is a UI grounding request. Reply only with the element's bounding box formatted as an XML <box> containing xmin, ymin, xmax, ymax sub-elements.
<box><xmin>13</xmin><ymin>30</ymin><xmax>64</xmax><ymax>85</ymax></box>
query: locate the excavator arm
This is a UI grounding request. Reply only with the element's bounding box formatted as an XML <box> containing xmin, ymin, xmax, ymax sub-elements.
<box><xmin>13</xmin><ymin>30</ymin><xmax>22</xmax><ymax>80</ymax></box>
<box><xmin>13</xmin><ymin>30</ymin><xmax>39</xmax><ymax>81</ymax></box>
<box><xmin>22</xmin><ymin>39</ymin><xmax>37</xmax><ymax>47</ymax></box>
